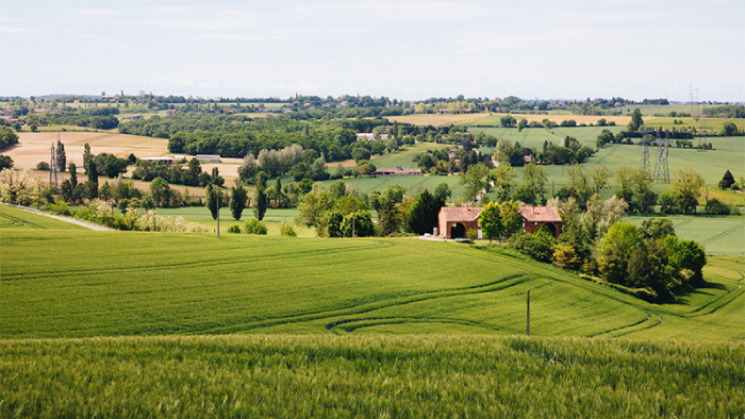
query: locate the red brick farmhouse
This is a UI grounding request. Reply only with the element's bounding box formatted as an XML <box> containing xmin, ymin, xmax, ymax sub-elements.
<box><xmin>437</xmin><ymin>205</ymin><xmax>562</xmax><ymax>239</ymax></box>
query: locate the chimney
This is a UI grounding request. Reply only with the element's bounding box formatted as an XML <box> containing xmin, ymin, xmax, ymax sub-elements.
<box><xmin>531</xmin><ymin>206</ymin><xmax>534</xmax><ymax>215</ymax></box>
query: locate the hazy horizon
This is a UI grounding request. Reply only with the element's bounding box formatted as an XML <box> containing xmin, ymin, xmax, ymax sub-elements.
<box><xmin>2</xmin><ymin>0</ymin><xmax>743</xmax><ymax>102</ymax></box>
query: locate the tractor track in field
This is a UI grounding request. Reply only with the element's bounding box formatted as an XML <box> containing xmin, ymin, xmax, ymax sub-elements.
<box><xmin>198</xmin><ymin>274</ymin><xmax>532</xmax><ymax>335</ymax></box>
<box><xmin>2</xmin><ymin>239</ymin><xmax>398</xmax><ymax>281</ymax></box>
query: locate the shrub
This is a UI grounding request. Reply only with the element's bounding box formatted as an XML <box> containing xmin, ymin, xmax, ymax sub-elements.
<box><xmin>509</xmin><ymin>229</ymin><xmax>556</xmax><ymax>263</ymax></box>
<box><xmin>227</xmin><ymin>225</ymin><xmax>242</xmax><ymax>234</ymax></box>
<box><xmin>36</xmin><ymin>161</ymin><xmax>50</xmax><ymax>171</ymax></box>
<box><xmin>280</xmin><ymin>223</ymin><xmax>297</xmax><ymax>237</ymax></box>
<box><xmin>704</xmin><ymin>198</ymin><xmax>730</xmax><ymax>215</ymax></box>
<box><xmin>47</xmin><ymin>200</ymin><xmax>72</xmax><ymax>216</ymax></box>
<box><xmin>244</xmin><ymin>218</ymin><xmax>268</xmax><ymax>235</ymax></box>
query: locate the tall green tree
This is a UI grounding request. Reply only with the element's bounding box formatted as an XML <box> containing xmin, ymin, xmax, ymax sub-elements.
<box><xmin>55</xmin><ymin>138</ymin><xmax>66</xmax><ymax>172</ymax></box>
<box><xmin>406</xmin><ymin>189</ymin><xmax>443</xmax><ymax>235</ymax></box>
<box><xmin>628</xmin><ymin>108</ymin><xmax>643</xmax><ymax>131</ymax></box>
<box><xmin>489</xmin><ymin>164</ymin><xmax>515</xmax><ymax>202</ymax></box>
<box><xmin>229</xmin><ymin>185</ymin><xmax>248</xmax><ymax>220</ymax></box>
<box><xmin>718</xmin><ymin>170</ymin><xmax>735</xmax><ymax>189</ymax></box>
<box><xmin>515</xmin><ymin>162</ymin><xmax>547</xmax><ymax>205</ymax></box>
<box><xmin>595</xmin><ymin>222</ymin><xmax>645</xmax><ymax>286</ymax></box>
<box><xmin>205</xmin><ymin>183</ymin><xmax>222</xmax><ymax>237</ymax></box>
<box><xmin>670</xmin><ymin>168</ymin><xmax>704</xmax><ymax>214</ymax></box>
<box><xmin>149</xmin><ymin>177</ymin><xmax>171</xmax><ymax>207</ymax></box>
<box><xmin>433</xmin><ymin>182</ymin><xmax>452</xmax><ymax>202</ymax></box>
<box><xmin>500</xmin><ymin>201</ymin><xmax>523</xmax><ymax>238</ymax></box>
<box><xmin>460</xmin><ymin>163</ymin><xmax>490</xmax><ymax>202</ymax></box>
<box><xmin>83</xmin><ymin>143</ymin><xmax>93</xmax><ymax>175</ymax></box>
<box><xmin>68</xmin><ymin>163</ymin><xmax>78</xmax><ymax>187</ymax></box>
<box><xmin>479</xmin><ymin>202</ymin><xmax>502</xmax><ymax>242</ymax></box>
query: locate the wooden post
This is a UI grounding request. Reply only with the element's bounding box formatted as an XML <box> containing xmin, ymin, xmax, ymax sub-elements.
<box><xmin>526</xmin><ymin>289</ymin><xmax>530</xmax><ymax>336</ymax></box>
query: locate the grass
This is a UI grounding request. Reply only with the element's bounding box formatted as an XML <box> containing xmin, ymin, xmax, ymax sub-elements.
<box><xmin>2</xmin><ymin>206</ymin><xmax>742</xmax><ymax>341</ymax></box>
<box><xmin>1</xmin><ymin>206</ymin><xmax>743</xmax><ymax>417</ymax></box>
<box><xmin>642</xmin><ymin>117</ymin><xmax>745</xmax><ymax>133</ymax></box>
<box><xmin>617</xmin><ymin>103</ymin><xmax>733</xmax><ymax>117</ymax></box>
<box><xmin>1</xmin><ymin>335</ymin><xmax>743</xmax><ymax>417</ymax></box>
<box><xmin>320</xmin><ymin>174</ymin><xmax>464</xmax><ymax>200</ymax></box>
<box><xmin>625</xmin><ymin>216</ymin><xmax>745</xmax><ymax>256</ymax></box>
<box><xmin>468</xmin><ymin>125</ymin><xmax>626</xmax><ymax>149</ymax></box>
<box><xmin>370</xmin><ymin>142</ymin><xmax>450</xmax><ymax>169</ymax></box>
<box><xmin>154</xmin><ymin>206</ymin><xmax>315</xmax><ymax>237</ymax></box>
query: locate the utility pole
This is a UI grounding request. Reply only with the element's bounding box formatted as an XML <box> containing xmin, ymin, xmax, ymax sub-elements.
<box><xmin>526</xmin><ymin>289</ymin><xmax>530</xmax><ymax>336</ymax></box>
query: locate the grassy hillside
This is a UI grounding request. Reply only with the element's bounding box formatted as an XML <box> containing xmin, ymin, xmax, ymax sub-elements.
<box><xmin>2</xmin><ymin>205</ymin><xmax>743</xmax><ymax>417</ymax></box>
<box><xmin>626</xmin><ymin>216</ymin><xmax>745</xmax><ymax>256</ymax></box>
<box><xmin>2</xmin><ymin>206</ymin><xmax>742</xmax><ymax>341</ymax></box>
<box><xmin>2</xmin><ymin>335</ymin><xmax>742</xmax><ymax>417</ymax></box>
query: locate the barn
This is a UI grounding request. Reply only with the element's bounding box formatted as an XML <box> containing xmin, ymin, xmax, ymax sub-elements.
<box><xmin>437</xmin><ymin>207</ymin><xmax>483</xmax><ymax>239</ymax></box>
<box><xmin>436</xmin><ymin>205</ymin><xmax>563</xmax><ymax>240</ymax></box>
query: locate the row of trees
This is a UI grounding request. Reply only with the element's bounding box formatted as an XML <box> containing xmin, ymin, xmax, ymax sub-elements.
<box><xmin>132</xmin><ymin>159</ymin><xmax>223</xmax><ymax>187</ymax></box>
<box><xmin>294</xmin><ymin>181</ymin><xmax>451</xmax><ymax>237</ymax></box>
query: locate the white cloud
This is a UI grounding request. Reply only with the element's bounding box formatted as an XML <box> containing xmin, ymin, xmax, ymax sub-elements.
<box><xmin>67</xmin><ymin>8</ymin><xmax>122</xmax><ymax>17</ymax></box>
<box><xmin>0</xmin><ymin>26</ymin><xmax>41</xmax><ymax>34</ymax></box>
<box><xmin>68</xmin><ymin>31</ymin><xmax>130</xmax><ymax>50</ymax></box>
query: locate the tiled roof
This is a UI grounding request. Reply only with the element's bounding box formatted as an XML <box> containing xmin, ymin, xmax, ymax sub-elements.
<box><xmin>519</xmin><ymin>205</ymin><xmax>562</xmax><ymax>223</ymax></box>
<box><xmin>440</xmin><ymin>206</ymin><xmax>483</xmax><ymax>222</ymax></box>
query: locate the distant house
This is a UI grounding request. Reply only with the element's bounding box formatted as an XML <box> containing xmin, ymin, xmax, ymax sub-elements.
<box><xmin>372</xmin><ymin>167</ymin><xmax>422</xmax><ymax>176</ymax></box>
<box><xmin>436</xmin><ymin>205</ymin><xmax>563</xmax><ymax>240</ymax></box>
<box><xmin>196</xmin><ymin>154</ymin><xmax>222</xmax><ymax>163</ymax></box>
<box><xmin>142</xmin><ymin>157</ymin><xmax>176</xmax><ymax>165</ymax></box>
<box><xmin>120</xmin><ymin>114</ymin><xmax>144</xmax><ymax>121</ymax></box>
<box><xmin>355</xmin><ymin>133</ymin><xmax>390</xmax><ymax>141</ymax></box>
<box><xmin>166</xmin><ymin>109</ymin><xmax>177</xmax><ymax>115</ymax></box>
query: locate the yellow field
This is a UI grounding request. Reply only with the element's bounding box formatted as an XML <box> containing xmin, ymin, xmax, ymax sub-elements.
<box><xmin>4</xmin><ymin>132</ymin><xmax>169</xmax><ymax>169</ymax></box>
<box><xmin>386</xmin><ymin>113</ymin><xmax>490</xmax><ymax>126</ymax></box>
<box><xmin>463</xmin><ymin>113</ymin><xmax>636</xmax><ymax>126</ymax></box>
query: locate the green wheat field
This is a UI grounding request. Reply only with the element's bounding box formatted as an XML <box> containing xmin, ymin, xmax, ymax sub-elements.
<box><xmin>1</xmin><ymin>206</ymin><xmax>743</xmax><ymax>417</ymax></box>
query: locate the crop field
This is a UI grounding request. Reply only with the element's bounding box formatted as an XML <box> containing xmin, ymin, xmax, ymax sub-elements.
<box><xmin>617</xmin><ymin>103</ymin><xmax>732</xmax><ymax>117</ymax></box>
<box><xmin>385</xmin><ymin>113</ymin><xmax>490</xmax><ymax>127</ymax></box>
<box><xmin>3</xmin><ymin>132</ymin><xmax>169</xmax><ymax>169</ymax></box>
<box><xmin>2</xmin><ymin>335</ymin><xmax>743</xmax><ymax>417</ymax></box>
<box><xmin>1</xmin><ymin>206</ymin><xmax>743</xmax><ymax>417</ymax></box>
<box><xmin>320</xmin><ymin>174</ymin><xmax>464</xmax><ymax>200</ymax></box>
<box><xmin>643</xmin><ymin>117</ymin><xmax>745</xmax><ymax>132</ymax></box>
<box><xmin>583</xmin><ymin>138</ymin><xmax>745</xmax><ymax>187</ymax></box>
<box><xmin>469</xmin><ymin>125</ymin><xmax>625</xmax><ymax>149</ymax></box>
<box><xmin>370</xmin><ymin>142</ymin><xmax>450</xmax><ymax>169</ymax></box>
<box><xmin>463</xmin><ymin>113</ymin><xmax>633</xmax><ymax>127</ymax></box>
<box><xmin>2</xmin><ymin>206</ymin><xmax>743</xmax><ymax>341</ymax></box>
<box><xmin>473</xmin><ymin>137</ymin><xmax>744</xmax><ymax>195</ymax></box>
<box><xmin>625</xmin><ymin>216</ymin><xmax>745</xmax><ymax>256</ymax></box>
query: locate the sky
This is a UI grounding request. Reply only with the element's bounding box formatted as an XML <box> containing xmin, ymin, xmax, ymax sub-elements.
<box><xmin>1</xmin><ymin>0</ymin><xmax>744</xmax><ymax>102</ymax></box>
